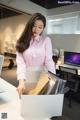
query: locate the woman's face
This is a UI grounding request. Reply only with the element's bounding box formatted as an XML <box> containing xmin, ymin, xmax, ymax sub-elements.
<box><xmin>32</xmin><ymin>20</ymin><xmax>44</xmax><ymax>37</ymax></box>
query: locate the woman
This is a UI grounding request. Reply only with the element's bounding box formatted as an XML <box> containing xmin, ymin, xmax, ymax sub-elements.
<box><xmin>16</xmin><ymin>13</ymin><xmax>56</xmax><ymax>95</ymax></box>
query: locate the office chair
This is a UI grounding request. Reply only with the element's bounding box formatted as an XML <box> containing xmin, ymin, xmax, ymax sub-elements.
<box><xmin>59</xmin><ymin>66</ymin><xmax>79</xmax><ymax>107</ymax></box>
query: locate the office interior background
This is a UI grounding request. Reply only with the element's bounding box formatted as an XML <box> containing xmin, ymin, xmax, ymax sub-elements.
<box><xmin>0</xmin><ymin>0</ymin><xmax>80</xmax><ymax>54</ymax></box>
<box><xmin>0</xmin><ymin>0</ymin><xmax>80</xmax><ymax>120</ymax></box>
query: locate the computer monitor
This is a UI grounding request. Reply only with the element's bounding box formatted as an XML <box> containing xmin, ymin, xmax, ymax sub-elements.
<box><xmin>64</xmin><ymin>51</ymin><xmax>80</xmax><ymax>67</ymax></box>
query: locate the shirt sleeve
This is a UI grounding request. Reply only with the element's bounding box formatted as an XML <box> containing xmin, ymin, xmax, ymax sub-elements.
<box><xmin>16</xmin><ymin>51</ymin><xmax>27</xmax><ymax>80</ymax></box>
<box><xmin>44</xmin><ymin>37</ymin><xmax>56</xmax><ymax>74</ymax></box>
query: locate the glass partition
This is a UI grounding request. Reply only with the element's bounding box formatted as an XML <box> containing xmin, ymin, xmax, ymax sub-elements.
<box><xmin>47</xmin><ymin>12</ymin><xmax>80</xmax><ymax>34</ymax></box>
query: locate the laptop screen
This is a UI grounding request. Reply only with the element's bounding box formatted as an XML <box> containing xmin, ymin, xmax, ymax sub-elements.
<box><xmin>64</xmin><ymin>51</ymin><xmax>80</xmax><ymax>67</ymax></box>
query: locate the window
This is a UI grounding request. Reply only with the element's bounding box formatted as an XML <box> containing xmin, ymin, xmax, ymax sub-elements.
<box><xmin>47</xmin><ymin>12</ymin><xmax>80</xmax><ymax>34</ymax></box>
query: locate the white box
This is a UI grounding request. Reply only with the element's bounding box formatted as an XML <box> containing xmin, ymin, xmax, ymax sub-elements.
<box><xmin>21</xmin><ymin>94</ymin><xmax>64</xmax><ymax>120</ymax></box>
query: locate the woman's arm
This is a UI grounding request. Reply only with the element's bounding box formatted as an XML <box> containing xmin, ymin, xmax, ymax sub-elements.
<box><xmin>44</xmin><ymin>37</ymin><xmax>56</xmax><ymax>74</ymax></box>
<box><xmin>16</xmin><ymin>51</ymin><xmax>27</xmax><ymax>80</ymax></box>
<box><xmin>16</xmin><ymin>52</ymin><xmax>27</xmax><ymax>95</ymax></box>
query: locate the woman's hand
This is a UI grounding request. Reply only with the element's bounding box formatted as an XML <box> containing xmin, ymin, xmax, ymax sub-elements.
<box><xmin>16</xmin><ymin>80</ymin><xmax>26</xmax><ymax>97</ymax></box>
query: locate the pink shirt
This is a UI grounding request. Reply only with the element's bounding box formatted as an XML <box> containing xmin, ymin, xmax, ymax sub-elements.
<box><xmin>16</xmin><ymin>36</ymin><xmax>56</xmax><ymax>80</ymax></box>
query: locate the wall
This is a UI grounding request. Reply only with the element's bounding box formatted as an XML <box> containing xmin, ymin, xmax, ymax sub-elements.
<box><xmin>0</xmin><ymin>14</ymin><xmax>31</xmax><ymax>53</ymax></box>
<box><xmin>49</xmin><ymin>34</ymin><xmax>80</xmax><ymax>52</ymax></box>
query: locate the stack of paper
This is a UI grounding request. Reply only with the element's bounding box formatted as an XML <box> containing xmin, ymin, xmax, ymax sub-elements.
<box><xmin>28</xmin><ymin>72</ymin><xmax>49</xmax><ymax>95</ymax></box>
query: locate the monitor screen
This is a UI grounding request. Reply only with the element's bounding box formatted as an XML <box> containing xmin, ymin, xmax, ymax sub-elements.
<box><xmin>64</xmin><ymin>51</ymin><xmax>80</xmax><ymax>67</ymax></box>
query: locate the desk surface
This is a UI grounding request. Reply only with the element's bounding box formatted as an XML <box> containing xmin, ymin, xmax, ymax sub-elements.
<box><xmin>0</xmin><ymin>78</ymin><xmax>23</xmax><ymax>120</ymax></box>
<box><xmin>56</xmin><ymin>64</ymin><xmax>80</xmax><ymax>75</ymax></box>
<box><xmin>60</xmin><ymin>64</ymin><xmax>80</xmax><ymax>75</ymax></box>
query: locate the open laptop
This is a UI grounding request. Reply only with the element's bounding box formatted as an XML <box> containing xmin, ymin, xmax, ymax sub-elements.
<box><xmin>61</xmin><ymin>51</ymin><xmax>80</xmax><ymax>69</ymax></box>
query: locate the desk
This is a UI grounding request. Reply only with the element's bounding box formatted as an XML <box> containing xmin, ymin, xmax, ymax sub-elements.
<box><xmin>0</xmin><ymin>78</ymin><xmax>23</xmax><ymax>120</ymax></box>
<box><xmin>57</xmin><ymin>64</ymin><xmax>80</xmax><ymax>107</ymax></box>
<box><xmin>60</xmin><ymin>64</ymin><xmax>80</xmax><ymax>75</ymax></box>
<box><xmin>56</xmin><ymin>64</ymin><xmax>80</xmax><ymax>76</ymax></box>
<box><xmin>58</xmin><ymin>64</ymin><xmax>80</xmax><ymax>94</ymax></box>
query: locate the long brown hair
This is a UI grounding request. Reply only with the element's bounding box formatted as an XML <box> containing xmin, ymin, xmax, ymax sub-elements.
<box><xmin>16</xmin><ymin>13</ymin><xmax>46</xmax><ymax>53</ymax></box>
